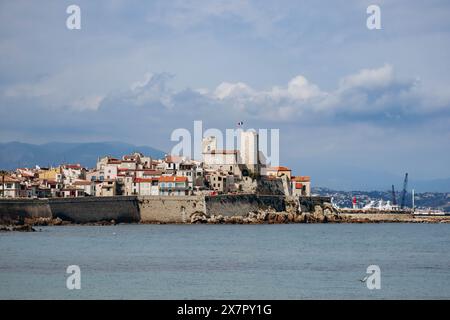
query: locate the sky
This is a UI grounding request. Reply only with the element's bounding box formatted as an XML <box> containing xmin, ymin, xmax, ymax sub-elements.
<box><xmin>0</xmin><ymin>0</ymin><xmax>450</xmax><ymax>189</ymax></box>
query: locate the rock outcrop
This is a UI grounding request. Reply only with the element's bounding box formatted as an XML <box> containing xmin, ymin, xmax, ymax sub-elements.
<box><xmin>187</xmin><ymin>201</ymin><xmax>343</xmax><ymax>224</ymax></box>
<box><xmin>0</xmin><ymin>224</ymin><xmax>36</xmax><ymax>232</ymax></box>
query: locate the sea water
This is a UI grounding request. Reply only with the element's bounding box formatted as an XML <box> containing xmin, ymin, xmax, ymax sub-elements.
<box><xmin>0</xmin><ymin>224</ymin><xmax>449</xmax><ymax>299</ymax></box>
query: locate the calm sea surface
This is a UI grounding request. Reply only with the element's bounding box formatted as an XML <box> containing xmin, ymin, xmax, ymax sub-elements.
<box><xmin>0</xmin><ymin>224</ymin><xmax>449</xmax><ymax>299</ymax></box>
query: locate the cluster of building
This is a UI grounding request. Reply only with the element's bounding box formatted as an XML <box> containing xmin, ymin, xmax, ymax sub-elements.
<box><xmin>0</xmin><ymin>132</ymin><xmax>311</xmax><ymax>198</ymax></box>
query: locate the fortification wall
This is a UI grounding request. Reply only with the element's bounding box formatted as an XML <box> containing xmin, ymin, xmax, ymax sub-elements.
<box><xmin>138</xmin><ymin>196</ymin><xmax>205</xmax><ymax>223</ymax></box>
<box><xmin>1</xmin><ymin>194</ymin><xmax>331</xmax><ymax>225</ymax></box>
<box><xmin>205</xmin><ymin>194</ymin><xmax>286</xmax><ymax>217</ymax></box>
<box><xmin>48</xmin><ymin>196</ymin><xmax>140</xmax><ymax>223</ymax></box>
<box><xmin>0</xmin><ymin>199</ymin><xmax>52</xmax><ymax>224</ymax></box>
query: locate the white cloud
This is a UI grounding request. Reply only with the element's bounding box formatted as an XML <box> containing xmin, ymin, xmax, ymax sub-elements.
<box><xmin>338</xmin><ymin>64</ymin><xmax>394</xmax><ymax>90</ymax></box>
<box><xmin>198</xmin><ymin>64</ymin><xmax>449</xmax><ymax>121</ymax></box>
<box><xmin>286</xmin><ymin>75</ymin><xmax>322</xmax><ymax>100</ymax></box>
<box><xmin>213</xmin><ymin>82</ymin><xmax>254</xmax><ymax>99</ymax></box>
<box><xmin>4</xmin><ymin>65</ymin><xmax>449</xmax><ymax>123</ymax></box>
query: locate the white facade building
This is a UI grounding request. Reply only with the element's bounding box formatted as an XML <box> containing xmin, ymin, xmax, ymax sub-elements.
<box><xmin>240</xmin><ymin>130</ymin><xmax>259</xmax><ymax>173</ymax></box>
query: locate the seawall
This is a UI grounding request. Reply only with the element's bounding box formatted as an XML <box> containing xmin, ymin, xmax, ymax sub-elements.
<box><xmin>0</xmin><ymin>198</ymin><xmax>52</xmax><ymax>224</ymax></box>
<box><xmin>138</xmin><ymin>196</ymin><xmax>205</xmax><ymax>223</ymax></box>
<box><xmin>0</xmin><ymin>194</ymin><xmax>331</xmax><ymax>224</ymax></box>
<box><xmin>49</xmin><ymin>196</ymin><xmax>140</xmax><ymax>223</ymax></box>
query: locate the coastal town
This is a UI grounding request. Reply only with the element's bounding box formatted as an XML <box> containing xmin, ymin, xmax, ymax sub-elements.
<box><xmin>1</xmin><ymin>132</ymin><xmax>449</xmax><ymax>227</ymax></box>
<box><xmin>0</xmin><ymin>131</ymin><xmax>311</xmax><ymax>199</ymax></box>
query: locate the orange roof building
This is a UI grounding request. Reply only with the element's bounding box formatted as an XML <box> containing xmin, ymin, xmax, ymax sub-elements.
<box><xmin>158</xmin><ymin>176</ymin><xmax>188</xmax><ymax>183</ymax></box>
<box><xmin>264</xmin><ymin>166</ymin><xmax>292</xmax><ymax>179</ymax></box>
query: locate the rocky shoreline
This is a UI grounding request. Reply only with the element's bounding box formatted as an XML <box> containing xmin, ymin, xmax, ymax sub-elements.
<box><xmin>0</xmin><ymin>217</ymin><xmax>121</xmax><ymax>232</ymax></box>
<box><xmin>2</xmin><ymin>204</ymin><xmax>449</xmax><ymax>232</ymax></box>
<box><xmin>190</xmin><ymin>205</ymin><xmax>450</xmax><ymax>224</ymax></box>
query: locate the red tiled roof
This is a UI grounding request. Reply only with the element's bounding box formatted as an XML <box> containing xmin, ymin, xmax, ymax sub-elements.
<box><xmin>158</xmin><ymin>176</ymin><xmax>188</xmax><ymax>183</ymax></box>
<box><xmin>20</xmin><ymin>172</ymin><xmax>35</xmax><ymax>177</ymax></box>
<box><xmin>268</xmin><ymin>166</ymin><xmax>291</xmax><ymax>171</ymax></box>
<box><xmin>165</xmin><ymin>155</ymin><xmax>184</xmax><ymax>163</ymax></box>
<box><xmin>134</xmin><ymin>178</ymin><xmax>158</xmax><ymax>183</ymax></box>
<box><xmin>292</xmin><ymin>176</ymin><xmax>310</xmax><ymax>182</ymax></box>
<box><xmin>73</xmin><ymin>180</ymin><xmax>92</xmax><ymax>186</ymax></box>
<box><xmin>1</xmin><ymin>176</ymin><xmax>20</xmax><ymax>183</ymax></box>
<box><xmin>142</xmin><ymin>170</ymin><xmax>162</xmax><ymax>175</ymax></box>
<box><xmin>64</xmin><ymin>164</ymin><xmax>82</xmax><ymax>169</ymax></box>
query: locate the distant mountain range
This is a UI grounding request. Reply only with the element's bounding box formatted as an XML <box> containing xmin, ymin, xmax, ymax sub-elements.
<box><xmin>0</xmin><ymin>141</ymin><xmax>166</xmax><ymax>169</ymax></box>
<box><xmin>1</xmin><ymin>141</ymin><xmax>449</xmax><ymax>192</ymax></box>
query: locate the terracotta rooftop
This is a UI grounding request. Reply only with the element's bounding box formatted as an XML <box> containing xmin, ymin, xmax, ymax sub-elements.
<box><xmin>141</xmin><ymin>170</ymin><xmax>163</xmax><ymax>175</ymax></box>
<box><xmin>64</xmin><ymin>164</ymin><xmax>82</xmax><ymax>169</ymax></box>
<box><xmin>107</xmin><ymin>160</ymin><xmax>122</xmax><ymax>164</ymax></box>
<box><xmin>134</xmin><ymin>178</ymin><xmax>159</xmax><ymax>183</ymax></box>
<box><xmin>73</xmin><ymin>180</ymin><xmax>93</xmax><ymax>186</ymax></box>
<box><xmin>267</xmin><ymin>166</ymin><xmax>291</xmax><ymax>171</ymax></box>
<box><xmin>1</xmin><ymin>176</ymin><xmax>20</xmax><ymax>183</ymax></box>
<box><xmin>165</xmin><ymin>155</ymin><xmax>184</xmax><ymax>163</ymax></box>
<box><xmin>158</xmin><ymin>176</ymin><xmax>188</xmax><ymax>183</ymax></box>
<box><xmin>292</xmin><ymin>176</ymin><xmax>310</xmax><ymax>182</ymax></box>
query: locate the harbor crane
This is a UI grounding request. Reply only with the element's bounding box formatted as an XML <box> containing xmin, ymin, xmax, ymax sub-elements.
<box><xmin>400</xmin><ymin>173</ymin><xmax>408</xmax><ymax>209</ymax></box>
<box><xmin>391</xmin><ymin>185</ymin><xmax>397</xmax><ymax>206</ymax></box>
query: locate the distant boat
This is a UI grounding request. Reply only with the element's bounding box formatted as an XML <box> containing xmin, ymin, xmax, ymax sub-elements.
<box><xmin>413</xmin><ymin>208</ymin><xmax>447</xmax><ymax>216</ymax></box>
